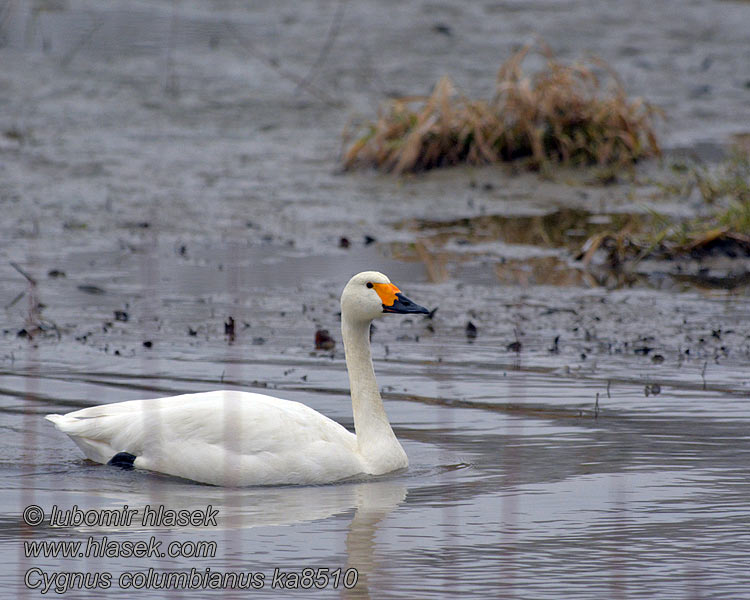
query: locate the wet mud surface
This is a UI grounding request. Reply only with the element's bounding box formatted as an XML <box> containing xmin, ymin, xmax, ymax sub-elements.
<box><xmin>2</xmin><ymin>1</ymin><xmax>750</xmax><ymax>598</ymax></box>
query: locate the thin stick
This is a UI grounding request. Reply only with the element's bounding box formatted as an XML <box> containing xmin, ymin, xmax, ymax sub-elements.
<box><xmin>4</xmin><ymin>291</ymin><xmax>24</xmax><ymax>310</ymax></box>
<box><xmin>223</xmin><ymin>21</ymin><xmax>340</xmax><ymax>106</ymax></box>
<box><xmin>10</xmin><ymin>261</ymin><xmax>36</xmax><ymax>286</ymax></box>
<box><xmin>61</xmin><ymin>16</ymin><xmax>104</xmax><ymax>67</ymax></box>
<box><xmin>163</xmin><ymin>0</ymin><xmax>180</xmax><ymax>97</ymax></box>
<box><xmin>414</xmin><ymin>240</ymin><xmax>448</xmax><ymax>283</ymax></box>
<box><xmin>295</xmin><ymin>0</ymin><xmax>346</xmax><ymax>94</ymax></box>
<box><xmin>0</xmin><ymin>0</ymin><xmax>14</xmax><ymax>37</ymax></box>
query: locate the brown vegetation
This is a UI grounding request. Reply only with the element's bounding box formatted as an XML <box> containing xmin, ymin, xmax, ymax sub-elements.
<box><xmin>343</xmin><ymin>43</ymin><xmax>661</xmax><ymax>174</ymax></box>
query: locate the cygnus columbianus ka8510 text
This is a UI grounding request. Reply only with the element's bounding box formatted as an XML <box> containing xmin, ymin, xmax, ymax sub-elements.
<box><xmin>46</xmin><ymin>271</ymin><xmax>429</xmax><ymax>486</ymax></box>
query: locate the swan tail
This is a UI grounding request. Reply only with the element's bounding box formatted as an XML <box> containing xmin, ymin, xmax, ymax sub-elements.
<box><xmin>45</xmin><ymin>413</ymin><xmax>122</xmax><ymax>464</ymax></box>
<box><xmin>45</xmin><ymin>413</ymin><xmax>67</xmax><ymax>427</ymax></box>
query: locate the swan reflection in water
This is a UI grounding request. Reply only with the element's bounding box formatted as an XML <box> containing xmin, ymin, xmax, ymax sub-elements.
<box><xmin>64</xmin><ymin>475</ymin><xmax>408</xmax><ymax>599</ymax></box>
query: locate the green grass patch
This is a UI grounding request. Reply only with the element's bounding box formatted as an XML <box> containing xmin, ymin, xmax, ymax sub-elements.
<box><xmin>579</xmin><ymin>152</ymin><xmax>750</xmax><ymax>265</ymax></box>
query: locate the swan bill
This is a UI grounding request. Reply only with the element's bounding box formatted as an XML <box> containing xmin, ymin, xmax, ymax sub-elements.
<box><xmin>381</xmin><ymin>292</ymin><xmax>430</xmax><ymax>315</ymax></box>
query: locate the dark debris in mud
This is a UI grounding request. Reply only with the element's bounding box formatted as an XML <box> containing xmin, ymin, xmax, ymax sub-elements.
<box><xmin>224</xmin><ymin>316</ymin><xmax>236</xmax><ymax>339</ymax></box>
<box><xmin>77</xmin><ymin>284</ymin><xmax>106</xmax><ymax>295</ymax></box>
<box><xmin>507</xmin><ymin>340</ymin><xmax>522</xmax><ymax>353</ymax></box>
<box><xmin>315</xmin><ymin>329</ymin><xmax>336</xmax><ymax>351</ymax></box>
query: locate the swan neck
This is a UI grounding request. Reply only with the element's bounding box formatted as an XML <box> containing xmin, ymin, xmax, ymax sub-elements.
<box><xmin>342</xmin><ymin>316</ymin><xmax>399</xmax><ymax>454</ymax></box>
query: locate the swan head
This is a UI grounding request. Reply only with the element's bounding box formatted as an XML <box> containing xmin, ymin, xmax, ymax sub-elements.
<box><xmin>341</xmin><ymin>271</ymin><xmax>430</xmax><ymax>323</ymax></box>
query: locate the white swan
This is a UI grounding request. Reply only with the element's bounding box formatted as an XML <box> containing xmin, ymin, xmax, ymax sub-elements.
<box><xmin>46</xmin><ymin>271</ymin><xmax>429</xmax><ymax>486</ymax></box>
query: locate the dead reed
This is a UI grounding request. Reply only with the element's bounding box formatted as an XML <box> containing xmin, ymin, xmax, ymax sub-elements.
<box><xmin>343</xmin><ymin>43</ymin><xmax>661</xmax><ymax>174</ymax></box>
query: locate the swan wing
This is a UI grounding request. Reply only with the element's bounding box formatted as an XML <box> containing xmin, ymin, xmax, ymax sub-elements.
<box><xmin>46</xmin><ymin>391</ymin><xmax>362</xmax><ymax>486</ymax></box>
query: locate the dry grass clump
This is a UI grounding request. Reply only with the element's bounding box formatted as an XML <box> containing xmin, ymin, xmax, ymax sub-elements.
<box><xmin>343</xmin><ymin>43</ymin><xmax>661</xmax><ymax>174</ymax></box>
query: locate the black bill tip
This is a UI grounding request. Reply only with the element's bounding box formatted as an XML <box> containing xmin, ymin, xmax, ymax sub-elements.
<box><xmin>383</xmin><ymin>292</ymin><xmax>430</xmax><ymax>315</ymax></box>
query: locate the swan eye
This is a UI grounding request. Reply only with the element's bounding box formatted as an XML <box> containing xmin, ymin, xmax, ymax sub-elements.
<box><xmin>366</xmin><ymin>282</ymin><xmax>373</xmax><ymax>289</ymax></box>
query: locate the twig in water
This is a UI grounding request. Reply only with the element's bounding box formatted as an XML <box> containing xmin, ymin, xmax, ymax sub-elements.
<box><xmin>295</xmin><ymin>0</ymin><xmax>346</xmax><ymax>94</ymax></box>
<box><xmin>606</xmin><ymin>379</ymin><xmax>611</xmax><ymax>399</ymax></box>
<box><xmin>60</xmin><ymin>16</ymin><xmax>104</xmax><ymax>67</ymax></box>
<box><xmin>8</xmin><ymin>261</ymin><xmax>59</xmax><ymax>339</ymax></box>
<box><xmin>222</xmin><ymin>21</ymin><xmax>340</xmax><ymax>106</ymax></box>
<box><xmin>164</xmin><ymin>1</ymin><xmax>180</xmax><ymax>97</ymax></box>
<box><xmin>414</xmin><ymin>240</ymin><xmax>448</xmax><ymax>282</ymax></box>
<box><xmin>0</xmin><ymin>1</ymin><xmax>13</xmax><ymax>40</ymax></box>
<box><xmin>594</xmin><ymin>392</ymin><xmax>600</xmax><ymax>419</ymax></box>
<box><xmin>10</xmin><ymin>261</ymin><xmax>37</xmax><ymax>286</ymax></box>
<box><xmin>4</xmin><ymin>291</ymin><xmax>24</xmax><ymax>311</ymax></box>
<box><xmin>701</xmin><ymin>361</ymin><xmax>707</xmax><ymax>390</ymax></box>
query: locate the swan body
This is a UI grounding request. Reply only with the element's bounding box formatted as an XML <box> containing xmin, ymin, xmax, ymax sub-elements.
<box><xmin>46</xmin><ymin>271</ymin><xmax>429</xmax><ymax>486</ymax></box>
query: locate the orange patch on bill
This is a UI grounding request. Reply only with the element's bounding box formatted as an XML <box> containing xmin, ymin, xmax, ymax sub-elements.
<box><xmin>372</xmin><ymin>283</ymin><xmax>401</xmax><ymax>307</ymax></box>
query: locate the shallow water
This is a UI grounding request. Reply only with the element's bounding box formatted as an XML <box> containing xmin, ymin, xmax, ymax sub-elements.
<box><xmin>2</xmin><ymin>0</ymin><xmax>750</xmax><ymax>597</ymax></box>
<box><xmin>3</xmin><ymin>329</ymin><xmax>750</xmax><ymax>599</ymax></box>
<box><xmin>2</xmin><ymin>237</ymin><xmax>750</xmax><ymax>599</ymax></box>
